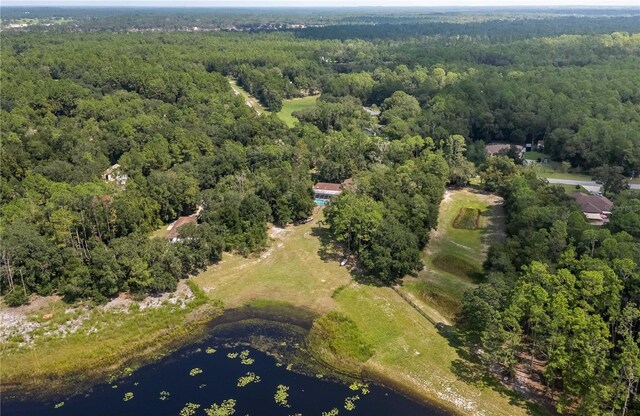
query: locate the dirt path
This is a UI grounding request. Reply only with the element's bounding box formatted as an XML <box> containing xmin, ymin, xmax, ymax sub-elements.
<box><xmin>228</xmin><ymin>79</ymin><xmax>264</xmax><ymax>115</ymax></box>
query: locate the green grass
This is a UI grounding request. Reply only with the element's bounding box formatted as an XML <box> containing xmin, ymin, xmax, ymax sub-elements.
<box><xmin>532</xmin><ymin>161</ymin><xmax>593</xmax><ymax>181</ymax></box>
<box><xmin>308</xmin><ymin>311</ymin><xmax>373</xmax><ymax>368</ymax></box>
<box><xmin>554</xmin><ymin>184</ymin><xmax>588</xmax><ymax>195</ymax></box>
<box><xmin>403</xmin><ymin>190</ymin><xmax>504</xmax><ymax>320</ymax></box>
<box><xmin>523</xmin><ymin>151</ymin><xmax>547</xmax><ymax>161</ymax></box>
<box><xmin>334</xmin><ymin>285</ymin><xmax>534</xmax><ymax>416</ymax></box>
<box><xmin>452</xmin><ymin>207</ymin><xmax>480</xmax><ymax>230</ymax></box>
<box><xmin>276</xmin><ymin>95</ymin><xmax>319</xmax><ymax>127</ymax></box>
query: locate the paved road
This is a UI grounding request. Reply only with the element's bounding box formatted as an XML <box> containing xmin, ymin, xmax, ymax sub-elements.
<box><xmin>546</xmin><ymin>178</ymin><xmax>640</xmax><ymax>190</ymax></box>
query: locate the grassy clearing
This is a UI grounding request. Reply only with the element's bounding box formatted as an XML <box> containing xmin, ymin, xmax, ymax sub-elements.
<box><xmin>192</xmin><ymin>213</ymin><xmax>352</xmax><ymax>313</ymax></box>
<box><xmin>522</xmin><ymin>151</ymin><xmax>547</xmax><ymax>161</ymax></box>
<box><xmin>276</xmin><ymin>95</ymin><xmax>319</xmax><ymax>127</ymax></box>
<box><xmin>1</xmin><ymin>282</ymin><xmax>222</xmax><ymax>394</ymax></box>
<box><xmin>192</xmin><ymin>206</ymin><xmax>533</xmax><ymax>415</ymax></box>
<box><xmin>452</xmin><ymin>207</ymin><xmax>480</xmax><ymax>230</ymax></box>
<box><xmin>403</xmin><ymin>190</ymin><xmax>504</xmax><ymax>320</ymax></box>
<box><xmin>553</xmin><ymin>183</ymin><xmax>588</xmax><ymax>195</ymax></box>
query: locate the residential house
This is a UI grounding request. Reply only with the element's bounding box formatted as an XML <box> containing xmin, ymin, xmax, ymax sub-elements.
<box><xmin>572</xmin><ymin>193</ymin><xmax>614</xmax><ymax>225</ymax></box>
<box><xmin>167</xmin><ymin>214</ymin><xmax>198</xmax><ymax>243</ymax></box>
<box><xmin>102</xmin><ymin>164</ymin><xmax>128</xmax><ymax>186</ymax></box>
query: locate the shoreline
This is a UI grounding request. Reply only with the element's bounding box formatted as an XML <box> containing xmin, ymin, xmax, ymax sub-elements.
<box><xmin>1</xmin><ymin>301</ymin><xmax>459</xmax><ymax>415</ymax></box>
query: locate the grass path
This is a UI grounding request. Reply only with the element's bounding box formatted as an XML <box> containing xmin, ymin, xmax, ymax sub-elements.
<box><xmin>228</xmin><ymin>78</ymin><xmax>266</xmax><ymax>115</ymax></box>
<box><xmin>402</xmin><ymin>189</ymin><xmax>505</xmax><ymax>321</ymax></box>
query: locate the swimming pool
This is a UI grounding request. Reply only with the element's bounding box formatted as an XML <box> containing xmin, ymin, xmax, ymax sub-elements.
<box><xmin>314</xmin><ymin>199</ymin><xmax>326</xmax><ymax>206</ymax></box>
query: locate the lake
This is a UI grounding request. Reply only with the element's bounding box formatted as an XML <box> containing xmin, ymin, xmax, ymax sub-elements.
<box><xmin>2</xmin><ymin>310</ymin><xmax>450</xmax><ymax>416</ymax></box>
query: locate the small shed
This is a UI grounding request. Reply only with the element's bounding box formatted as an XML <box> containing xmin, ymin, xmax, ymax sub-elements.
<box><xmin>167</xmin><ymin>215</ymin><xmax>198</xmax><ymax>243</ymax></box>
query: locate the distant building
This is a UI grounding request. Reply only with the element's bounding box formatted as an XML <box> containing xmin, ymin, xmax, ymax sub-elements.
<box><xmin>102</xmin><ymin>164</ymin><xmax>128</xmax><ymax>186</ymax></box>
<box><xmin>485</xmin><ymin>143</ymin><xmax>524</xmax><ymax>157</ymax></box>
<box><xmin>313</xmin><ymin>178</ymin><xmax>353</xmax><ymax>201</ymax></box>
<box><xmin>536</xmin><ymin>140</ymin><xmax>545</xmax><ymax>151</ymax></box>
<box><xmin>167</xmin><ymin>214</ymin><xmax>198</xmax><ymax>243</ymax></box>
<box><xmin>572</xmin><ymin>193</ymin><xmax>613</xmax><ymax>225</ymax></box>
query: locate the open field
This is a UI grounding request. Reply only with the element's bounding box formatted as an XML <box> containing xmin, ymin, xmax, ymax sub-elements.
<box><xmin>402</xmin><ymin>189</ymin><xmax>504</xmax><ymax>321</ymax></box>
<box><xmin>553</xmin><ymin>183</ymin><xmax>588</xmax><ymax>194</ymax></box>
<box><xmin>276</xmin><ymin>95</ymin><xmax>319</xmax><ymax>127</ymax></box>
<box><xmin>192</xmin><ymin>206</ymin><xmax>534</xmax><ymax>415</ymax></box>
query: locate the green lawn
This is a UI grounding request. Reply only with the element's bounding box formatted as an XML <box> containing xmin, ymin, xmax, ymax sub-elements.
<box><xmin>527</xmin><ymin>158</ymin><xmax>593</xmax><ymax>181</ymax></box>
<box><xmin>523</xmin><ymin>151</ymin><xmax>547</xmax><ymax>161</ymax></box>
<box><xmin>403</xmin><ymin>189</ymin><xmax>505</xmax><ymax>320</ymax></box>
<box><xmin>554</xmin><ymin>183</ymin><xmax>588</xmax><ymax>194</ymax></box>
<box><xmin>276</xmin><ymin>95</ymin><xmax>319</xmax><ymax>127</ymax></box>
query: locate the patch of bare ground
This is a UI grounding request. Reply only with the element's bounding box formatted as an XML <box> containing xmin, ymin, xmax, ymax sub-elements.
<box><xmin>1</xmin><ymin>280</ymin><xmax>194</xmax><ymax>347</ymax></box>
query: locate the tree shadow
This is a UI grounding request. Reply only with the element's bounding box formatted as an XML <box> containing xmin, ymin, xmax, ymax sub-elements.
<box><xmin>436</xmin><ymin>324</ymin><xmax>550</xmax><ymax>415</ymax></box>
<box><xmin>310</xmin><ymin>224</ymin><xmax>385</xmax><ymax>287</ymax></box>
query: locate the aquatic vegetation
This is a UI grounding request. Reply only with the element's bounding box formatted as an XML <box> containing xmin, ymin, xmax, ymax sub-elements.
<box><xmin>286</xmin><ymin>363</ymin><xmax>293</xmax><ymax>371</ymax></box>
<box><xmin>111</xmin><ymin>385</ymin><xmax>118</xmax><ymax>389</ymax></box>
<box><xmin>206</xmin><ymin>347</ymin><xmax>217</xmax><ymax>354</ymax></box>
<box><xmin>54</xmin><ymin>401</ymin><xmax>65</xmax><ymax>408</ymax></box>
<box><xmin>134</xmin><ymin>382</ymin><xmax>139</xmax><ymax>386</ymax></box>
<box><xmin>189</xmin><ymin>367</ymin><xmax>203</xmax><ymax>376</ymax></box>
<box><xmin>322</xmin><ymin>408</ymin><xmax>339</xmax><ymax>416</ymax></box>
<box><xmin>316</xmin><ymin>373</ymin><xmax>324</xmax><ymax>379</ymax></box>
<box><xmin>237</xmin><ymin>372</ymin><xmax>261</xmax><ymax>387</ymax></box>
<box><xmin>123</xmin><ymin>367</ymin><xmax>134</xmax><ymax>377</ymax></box>
<box><xmin>344</xmin><ymin>395</ymin><xmax>360</xmax><ymax>411</ymax></box>
<box><xmin>239</xmin><ymin>350</ymin><xmax>254</xmax><ymax>365</ymax></box>
<box><xmin>159</xmin><ymin>391</ymin><xmax>170</xmax><ymax>401</ymax></box>
<box><xmin>275</xmin><ymin>362</ymin><xmax>283</xmax><ymax>367</ymax></box>
<box><xmin>123</xmin><ymin>392</ymin><xmax>134</xmax><ymax>402</ymax></box>
<box><xmin>226</xmin><ymin>352</ymin><xmax>239</xmax><ymax>359</ymax></box>
<box><xmin>199</xmin><ymin>384</ymin><xmax>207</xmax><ymax>389</ymax></box>
<box><xmin>204</xmin><ymin>398</ymin><xmax>236</xmax><ymax>416</ymax></box>
<box><xmin>274</xmin><ymin>384</ymin><xmax>291</xmax><ymax>408</ymax></box>
<box><xmin>348</xmin><ymin>382</ymin><xmax>369</xmax><ymax>394</ymax></box>
<box><xmin>179</xmin><ymin>402</ymin><xmax>201</xmax><ymax>416</ymax></box>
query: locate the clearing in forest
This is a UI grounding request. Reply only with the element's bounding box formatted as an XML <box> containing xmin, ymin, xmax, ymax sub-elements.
<box><xmin>276</xmin><ymin>95</ymin><xmax>319</xmax><ymax>127</ymax></box>
<box><xmin>402</xmin><ymin>189</ymin><xmax>505</xmax><ymax>321</ymax></box>
<box><xmin>193</xmin><ymin>207</ymin><xmax>534</xmax><ymax>416</ymax></box>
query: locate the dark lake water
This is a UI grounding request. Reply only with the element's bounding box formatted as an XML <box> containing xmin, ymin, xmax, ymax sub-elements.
<box><xmin>2</xmin><ymin>315</ymin><xmax>450</xmax><ymax>416</ymax></box>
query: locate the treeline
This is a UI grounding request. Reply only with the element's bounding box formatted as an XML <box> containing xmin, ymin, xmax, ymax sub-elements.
<box><xmin>294</xmin><ymin>16</ymin><xmax>640</xmax><ymax>41</ymax></box>
<box><xmin>463</xmin><ymin>157</ymin><xmax>640</xmax><ymax>415</ymax></box>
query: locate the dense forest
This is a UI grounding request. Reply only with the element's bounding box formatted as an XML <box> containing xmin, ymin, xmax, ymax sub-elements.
<box><xmin>1</xmin><ymin>8</ymin><xmax>639</xmax><ymax>415</ymax></box>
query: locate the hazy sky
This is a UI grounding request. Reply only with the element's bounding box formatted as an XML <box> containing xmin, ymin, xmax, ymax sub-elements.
<box><xmin>5</xmin><ymin>0</ymin><xmax>640</xmax><ymax>7</ymax></box>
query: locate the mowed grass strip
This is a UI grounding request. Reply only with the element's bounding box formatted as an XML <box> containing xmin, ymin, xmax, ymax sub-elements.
<box><xmin>276</xmin><ymin>95</ymin><xmax>319</xmax><ymax>127</ymax></box>
<box><xmin>404</xmin><ymin>190</ymin><xmax>504</xmax><ymax>320</ymax></box>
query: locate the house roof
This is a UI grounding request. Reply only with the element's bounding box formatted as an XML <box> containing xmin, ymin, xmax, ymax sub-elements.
<box><xmin>572</xmin><ymin>193</ymin><xmax>613</xmax><ymax>214</ymax></box>
<box><xmin>313</xmin><ymin>182</ymin><xmax>343</xmax><ymax>192</ymax></box>
<box><xmin>485</xmin><ymin>143</ymin><xmax>523</xmax><ymax>155</ymax></box>
<box><xmin>167</xmin><ymin>215</ymin><xmax>198</xmax><ymax>240</ymax></box>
